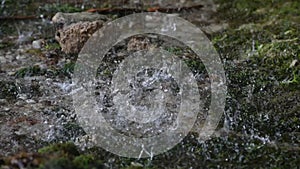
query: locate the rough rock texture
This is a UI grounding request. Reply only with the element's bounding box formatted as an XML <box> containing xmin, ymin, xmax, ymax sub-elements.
<box><xmin>52</xmin><ymin>12</ymin><xmax>109</xmax><ymax>54</ymax></box>
<box><xmin>127</xmin><ymin>36</ymin><xmax>152</xmax><ymax>51</ymax></box>
<box><xmin>52</xmin><ymin>12</ymin><xmax>108</xmax><ymax>25</ymax></box>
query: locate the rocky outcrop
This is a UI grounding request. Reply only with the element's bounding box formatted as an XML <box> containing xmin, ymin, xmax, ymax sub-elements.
<box><xmin>52</xmin><ymin>12</ymin><xmax>109</xmax><ymax>54</ymax></box>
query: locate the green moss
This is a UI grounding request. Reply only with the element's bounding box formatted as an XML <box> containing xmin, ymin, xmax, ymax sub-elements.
<box><xmin>61</xmin><ymin>62</ymin><xmax>75</xmax><ymax>74</ymax></box>
<box><xmin>39</xmin><ymin>155</ymin><xmax>104</xmax><ymax>169</ymax></box>
<box><xmin>39</xmin><ymin>3</ymin><xmax>82</xmax><ymax>14</ymax></box>
<box><xmin>280</xmin><ymin>70</ymin><xmax>300</xmax><ymax>86</ymax></box>
<box><xmin>54</xmin><ymin>61</ymin><xmax>76</xmax><ymax>78</ymax></box>
<box><xmin>216</xmin><ymin>0</ymin><xmax>300</xmax><ymax>28</ymax></box>
<box><xmin>164</xmin><ymin>46</ymin><xmax>185</xmax><ymax>55</ymax></box>
<box><xmin>213</xmin><ymin>0</ymin><xmax>299</xmax><ymax>91</ymax></box>
<box><xmin>36</xmin><ymin>143</ymin><xmax>105</xmax><ymax>169</ymax></box>
<box><xmin>15</xmin><ymin>65</ymin><xmax>46</xmax><ymax>78</ymax></box>
<box><xmin>73</xmin><ymin>154</ymin><xmax>103</xmax><ymax>169</ymax></box>
<box><xmin>206</xmin><ymin>0</ymin><xmax>300</xmax><ymax>167</ymax></box>
<box><xmin>38</xmin><ymin>142</ymin><xmax>79</xmax><ymax>156</ymax></box>
<box><xmin>26</xmin><ymin>48</ymin><xmax>43</xmax><ymax>55</ymax></box>
<box><xmin>38</xmin><ymin>157</ymin><xmax>74</xmax><ymax>169</ymax></box>
<box><xmin>45</xmin><ymin>42</ymin><xmax>61</xmax><ymax>51</ymax></box>
<box><xmin>184</xmin><ymin>59</ymin><xmax>206</xmax><ymax>73</ymax></box>
<box><xmin>163</xmin><ymin>46</ymin><xmax>207</xmax><ymax>74</ymax></box>
<box><xmin>72</xmin><ymin>154</ymin><xmax>94</xmax><ymax>167</ymax></box>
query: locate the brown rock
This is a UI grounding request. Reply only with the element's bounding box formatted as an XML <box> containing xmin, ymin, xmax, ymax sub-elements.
<box><xmin>127</xmin><ymin>36</ymin><xmax>152</xmax><ymax>52</ymax></box>
<box><xmin>52</xmin><ymin>12</ymin><xmax>108</xmax><ymax>54</ymax></box>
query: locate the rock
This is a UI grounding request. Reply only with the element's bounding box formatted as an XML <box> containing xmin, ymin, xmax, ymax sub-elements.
<box><xmin>32</xmin><ymin>39</ymin><xmax>44</xmax><ymax>49</ymax></box>
<box><xmin>52</xmin><ymin>12</ymin><xmax>108</xmax><ymax>26</ymax></box>
<box><xmin>52</xmin><ymin>12</ymin><xmax>109</xmax><ymax>54</ymax></box>
<box><xmin>127</xmin><ymin>36</ymin><xmax>152</xmax><ymax>51</ymax></box>
<box><xmin>55</xmin><ymin>21</ymin><xmax>104</xmax><ymax>54</ymax></box>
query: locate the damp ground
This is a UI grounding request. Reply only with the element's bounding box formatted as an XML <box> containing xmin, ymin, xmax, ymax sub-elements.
<box><xmin>0</xmin><ymin>0</ymin><xmax>299</xmax><ymax>168</ymax></box>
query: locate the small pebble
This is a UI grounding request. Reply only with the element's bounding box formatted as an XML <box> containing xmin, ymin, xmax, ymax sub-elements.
<box><xmin>26</xmin><ymin>99</ymin><xmax>36</xmax><ymax>104</ymax></box>
<box><xmin>32</xmin><ymin>39</ymin><xmax>43</xmax><ymax>49</ymax></box>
